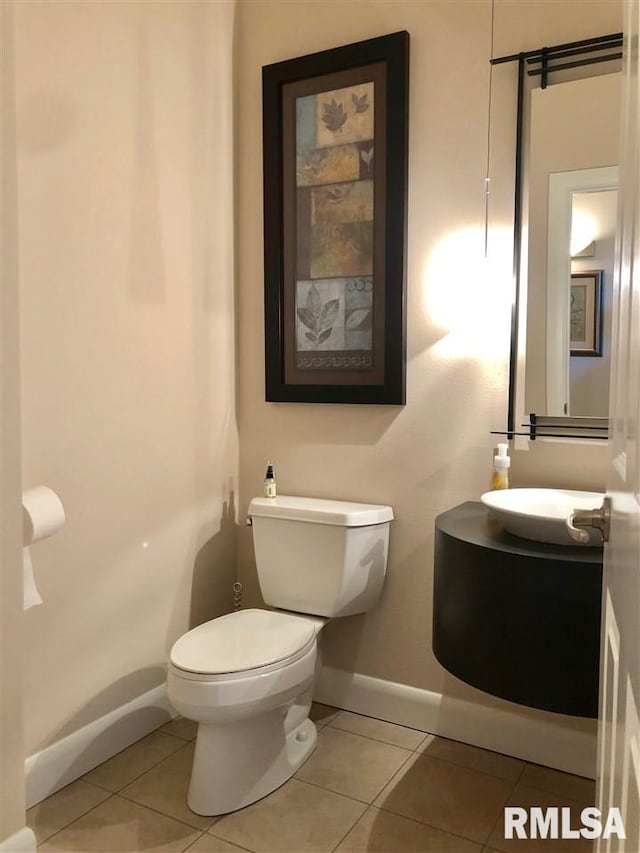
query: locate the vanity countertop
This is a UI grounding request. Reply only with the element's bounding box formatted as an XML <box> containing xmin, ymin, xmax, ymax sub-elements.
<box><xmin>436</xmin><ymin>501</ymin><xmax>603</xmax><ymax>564</ymax></box>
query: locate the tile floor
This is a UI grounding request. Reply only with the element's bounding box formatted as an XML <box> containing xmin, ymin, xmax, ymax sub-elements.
<box><xmin>28</xmin><ymin>704</ymin><xmax>596</xmax><ymax>852</ymax></box>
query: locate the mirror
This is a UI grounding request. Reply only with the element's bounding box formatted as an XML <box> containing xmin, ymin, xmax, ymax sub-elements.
<box><xmin>494</xmin><ymin>32</ymin><xmax>623</xmax><ymax>439</ymax></box>
<box><xmin>526</xmin><ymin>73</ymin><xmax>620</xmax><ymax>420</ymax></box>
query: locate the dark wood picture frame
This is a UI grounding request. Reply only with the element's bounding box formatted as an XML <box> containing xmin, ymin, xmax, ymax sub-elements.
<box><xmin>570</xmin><ymin>270</ymin><xmax>604</xmax><ymax>357</ymax></box>
<box><xmin>262</xmin><ymin>31</ymin><xmax>409</xmax><ymax>404</ymax></box>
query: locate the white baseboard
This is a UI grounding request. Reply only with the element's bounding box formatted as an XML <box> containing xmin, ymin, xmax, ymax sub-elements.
<box><xmin>315</xmin><ymin>666</ymin><xmax>597</xmax><ymax>778</ymax></box>
<box><xmin>0</xmin><ymin>827</ymin><xmax>36</xmax><ymax>853</ymax></box>
<box><xmin>25</xmin><ymin>684</ymin><xmax>176</xmax><ymax>808</ymax></box>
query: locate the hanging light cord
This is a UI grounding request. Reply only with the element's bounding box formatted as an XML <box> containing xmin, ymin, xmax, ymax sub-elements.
<box><xmin>484</xmin><ymin>0</ymin><xmax>495</xmax><ymax>258</ymax></box>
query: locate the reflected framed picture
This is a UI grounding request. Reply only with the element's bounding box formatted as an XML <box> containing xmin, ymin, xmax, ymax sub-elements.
<box><xmin>262</xmin><ymin>32</ymin><xmax>409</xmax><ymax>404</ymax></box>
<box><xmin>570</xmin><ymin>270</ymin><xmax>604</xmax><ymax>357</ymax></box>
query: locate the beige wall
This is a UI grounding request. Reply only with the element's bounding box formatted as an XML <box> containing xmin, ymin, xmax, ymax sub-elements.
<box><xmin>236</xmin><ymin>0</ymin><xmax>620</xmax><ymax>729</ymax></box>
<box><xmin>1</xmin><ymin>1</ymin><xmax>27</xmax><ymax>841</ymax></box>
<box><xmin>7</xmin><ymin>0</ymin><xmax>621</xmax><ymax>788</ymax></box>
<box><xmin>15</xmin><ymin>0</ymin><xmax>238</xmax><ymax>754</ymax></box>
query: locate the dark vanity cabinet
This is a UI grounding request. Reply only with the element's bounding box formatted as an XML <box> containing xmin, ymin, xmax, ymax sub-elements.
<box><xmin>433</xmin><ymin>502</ymin><xmax>603</xmax><ymax>718</ymax></box>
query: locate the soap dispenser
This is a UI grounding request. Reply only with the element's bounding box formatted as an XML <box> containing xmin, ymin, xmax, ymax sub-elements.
<box><xmin>491</xmin><ymin>444</ymin><xmax>510</xmax><ymax>490</ymax></box>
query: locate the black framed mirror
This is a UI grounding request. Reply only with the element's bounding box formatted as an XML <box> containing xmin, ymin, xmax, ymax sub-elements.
<box><xmin>492</xmin><ymin>33</ymin><xmax>622</xmax><ymax>441</ymax></box>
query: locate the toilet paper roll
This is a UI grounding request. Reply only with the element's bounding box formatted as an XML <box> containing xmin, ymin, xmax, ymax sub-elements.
<box><xmin>22</xmin><ymin>486</ymin><xmax>65</xmax><ymax>610</ymax></box>
<box><xmin>23</xmin><ymin>485</ymin><xmax>65</xmax><ymax>545</ymax></box>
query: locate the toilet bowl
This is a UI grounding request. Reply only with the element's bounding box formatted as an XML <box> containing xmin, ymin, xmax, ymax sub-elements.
<box><xmin>167</xmin><ymin>495</ymin><xmax>393</xmax><ymax>816</ymax></box>
<box><xmin>168</xmin><ymin>608</ymin><xmax>325</xmax><ymax>815</ymax></box>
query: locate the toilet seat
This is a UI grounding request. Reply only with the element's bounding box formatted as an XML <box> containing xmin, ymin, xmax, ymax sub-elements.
<box><xmin>169</xmin><ymin>609</ymin><xmax>318</xmax><ymax>680</ymax></box>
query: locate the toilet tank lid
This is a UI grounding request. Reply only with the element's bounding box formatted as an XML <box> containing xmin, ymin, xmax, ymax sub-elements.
<box><xmin>249</xmin><ymin>495</ymin><xmax>393</xmax><ymax>526</ymax></box>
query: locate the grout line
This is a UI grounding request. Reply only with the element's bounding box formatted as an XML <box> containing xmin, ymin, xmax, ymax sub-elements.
<box><xmin>524</xmin><ymin>759</ymin><xmax>595</xmax><ymax>781</ymax></box>
<box><xmin>35</xmin><ymin>793</ymin><xmax>115</xmax><ymax>848</ymax></box>
<box><xmin>160</xmin><ymin>720</ymin><xmax>198</xmax><ymax>743</ymax></box>
<box><xmin>367</xmin><ymin>749</ymin><xmax>418</xmax><ymax>805</ymax></box>
<box><xmin>321</xmin><ymin>708</ymin><xmax>575</xmax><ymax>792</ymax></box>
<box><xmin>113</xmin><ymin>794</ymin><xmax>216</xmax><ymax>834</ymax></box>
<box><xmin>328</xmin><ymin>804</ymin><xmax>371</xmax><ymax>853</ymax></box>
<box><xmin>372</xmin><ymin>752</ymin><xmax>518</xmax><ymax>851</ymax></box>
<box><xmin>115</xmin><ymin>789</ymin><xmax>215</xmax><ymax>832</ymax></box>
<box><xmin>182</xmin><ymin>830</ymin><xmax>207</xmax><ymax>852</ymax></box>
<box><xmin>483</xmin><ymin>762</ymin><xmax>525</xmax><ymax>847</ymax></box>
<box><xmin>319</xmin><ymin>722</ymin><xmax>421</xmax><ymax>757</ymax></box>
<box><xmin>83</xmin><ymin>735</ymin><xmax>186</xmax><ymax>795</ymax></box>
<box><xmin>206</xmin><ymin>832</ymin><xmax>254</xmax><ymax>853</ymax></box>
<box><xmin>510</xmin><ymin>783</ymin><xmax>595</xmax><ymax>808</ymax></box>
<box><xmin>327</xmin><ymin>710</ymin><xmax>431</xmax><ymax>741</ymax></box>
<box><xmin>326</xmin><ymin>720</ymin><xmax>431</xmax><ymax>752</ymax></box>
<box><xmin>36</xmin><ymin>792</ymin><xmax>205</xmax><ymax>850</ymax></box>
<box><xmin>206</xmin><ymin>827</ymin><xmax>262</xmax><ymax>852</ymax></box>
<box><xmin>405</xmin><ymin>747</ymin><xmax>526</xmax><ymax>786</ymax></box>
<box><xmin>365</xmin><ymin>748</ymin><xmax>418</xmax><ymax>806</ymax></box>
<box><xmin>324</xmin><ymin>714</ymin><xmax>530</xmax><ymax>784</ymax></box>
<box><xmin>292</xmin><ymin>775</ymin><xmax>373</xmax><ymax>806</ymax></box>
<box><xmin>186</xmin><ymin>827</ymin><xmax>257</xmax><ymax>853</ymax></box>
<box><xmin>482</xmin><ymin>763</ymin><xmax>596</xmax><ymax>852</ymax></box>
<box><xmin>28</xmin><ymin>780</ymin><xmax>111</xmax><ymax>845</ymax></box>
<box><xmin>373</xmin><ymin>797</ymin><xmax>503</xmax><ymax>851</ymax></box>
<box><xmin>414</xmin><ymin>732</ymin><xmax>431</xmax><ymax>751</ymax></box>
<box><xmin>519</xmin><ymin>761</ymin><xmax>597</xmax><ymax>802</ymax></box>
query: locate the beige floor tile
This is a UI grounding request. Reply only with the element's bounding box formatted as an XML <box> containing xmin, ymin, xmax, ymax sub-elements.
<box><xmin>487</xmin><ymin>783</ymin><xmax>592</xmax><ymax>852</ymax></box>
<box><xmin>83</xmin><ymin>731</ymin><xmax>184</xmax><ymax>792</ymax></box>
<box><xmin>329</xmin><ymin>711</ymin><xmax>427</xmax><ymax>750</ymax></box>
<box><xmin>38</xmin><ymin>795</ymin><xmax>200</xmax><ymax>852</ymax></box>
<box><xmin>309</xmin><ymin>702</ymin><xmax>340</xmax><ymax>728</ymax></box>
<box><xmin>27</xmin><ymin>779</ymin><xmax>110</xmax><ymax>844</ymax></box>
<box><xmin>121</xmin><ymin>743</ymin><xmax>215</xmax><ymax>830</ymax></box>
<box><xmin>335</xmin><ymin>805</ymin><xmax>484</xmax><ymax>852</ymax></box>
<box><xmin>161</xmin><ymin>716</ymin><xmax>199</xmax><ymax>741</ymax></box>
<box><xmin>519</xmin><ymin>764</ymin><xmax>596</xmax><ymax>804</ymax></box>
<box><xmin>211</xmin><ymin>778</ymin><xmax>366</xmax><ymax>852</ymax></box>
<box><xmin>418</xmin><ymin>735</ymin><xmax>525</xmax><ymax>781</ymax></box>
<box><xmin>296</xmin><ymin>726</ymin><xmax>412</xmax><ymax>803</ymax></box>
<box><xmin>375</xmin><ymin>752</ymin><xmax>513</xmax><ymax>844</ymax></box>
<box><xmin>186</xmin><ymin>834</ymin><xmax>251</xmax><ymax>852</ymax></box>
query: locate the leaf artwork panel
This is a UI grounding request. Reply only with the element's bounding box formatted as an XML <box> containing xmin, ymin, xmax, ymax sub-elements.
<box><xmin>296</xmin><ymin>144</ymin><xmax>362</xmax><ymax>187</ymax></box>
<box><xmin>296</xmin><ymin>280</ymin><xmax>345</xmax><ymax>350</ymax></box>
<box><xmin>310</xmin><ymin>222</ymin><xmax>373</xmax><ymax>279</ymax></box>
<box><xmin>352</xmin><ymin>92</ymin><xmax>370</xmax><ymax>113</ymax></box>
<box><xmin>345</xmin><ymin>278</ymin><xmax>373</xmax><ymax>350</ymax></box>
<box><xmin>311</xmin><ymin>180</ymin><xmax>373</xmax><ymax>225</ymax></box>
<box><xmin>359</xmin><ymin>145</ymin><xmax>374</xmax><ymax>175</ymax></box>
<box><xmin>295</xmin><ymin>278</ymin><xmax>373</xmax><ymax>352</ymax></box>
<box><xmin>315</xmin><ymin>82</ymin><xmax>374</xmax><ymax>147</ymax></box>
<box><xmin>295</xmin><ymin>81</ymin><xmax>375</xmax><ymax>324</ymax></box>
<box><xmin>322</xmin><ymin>98</ymin><xmax>347</xmax><ymax>133</ymax></box>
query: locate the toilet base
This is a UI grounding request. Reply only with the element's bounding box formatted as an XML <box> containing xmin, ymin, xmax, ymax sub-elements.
<box><xmin>187</xmin><ymin>712</ymin><xmax>317</xmax><ymax>816</ymax></box>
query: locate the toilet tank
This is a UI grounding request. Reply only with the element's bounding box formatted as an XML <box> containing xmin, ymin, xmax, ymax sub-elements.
<box><xmin>248</xmin><ymin>495</ymin><xmax>393</xmax><ymax>618</ymax></box>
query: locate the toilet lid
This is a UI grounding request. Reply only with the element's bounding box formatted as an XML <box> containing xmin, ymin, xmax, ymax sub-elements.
<box><xmin>169</xmin><ymin>609</ymin><xmax>317</xmax><ymax>675</ymax></box>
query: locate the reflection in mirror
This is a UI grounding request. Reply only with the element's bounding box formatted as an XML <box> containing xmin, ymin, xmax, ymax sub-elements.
<box><xmin>569</xmin><ymin>190</ymin><xmax>616</xmax><ymax>416</ymax></box>
<box><xmin>545</xmin><ymin>169</ymin><xmax>617</xmax><ymax>417</ymax></box>
<box><xmin>526</xmin><ymin>72</ymin><xmax>620</xmax><ymax>423</ymax></box>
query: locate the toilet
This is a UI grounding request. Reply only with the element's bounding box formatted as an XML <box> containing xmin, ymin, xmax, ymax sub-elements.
<box><xmin>167</xmin><ymin>494</ymin><xmax>393</xmax><ymax>816</ymax></box>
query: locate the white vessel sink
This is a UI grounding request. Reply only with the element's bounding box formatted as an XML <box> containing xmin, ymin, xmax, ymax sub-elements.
<box><xmin>481</xmin><ymin>488</ymin><xmax>605</xmax><ymax>546</ymax></box>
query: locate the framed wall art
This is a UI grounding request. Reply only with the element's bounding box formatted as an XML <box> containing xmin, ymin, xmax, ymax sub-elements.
<box><xmin>262</xmin><ymin>31</ymin><xmax>409</xmax><ymax>404</ymax></box>
<box><xmin>570</xmin><ymin>270</ymin><xmax>603</xmax><ymax>357</ymax></box>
